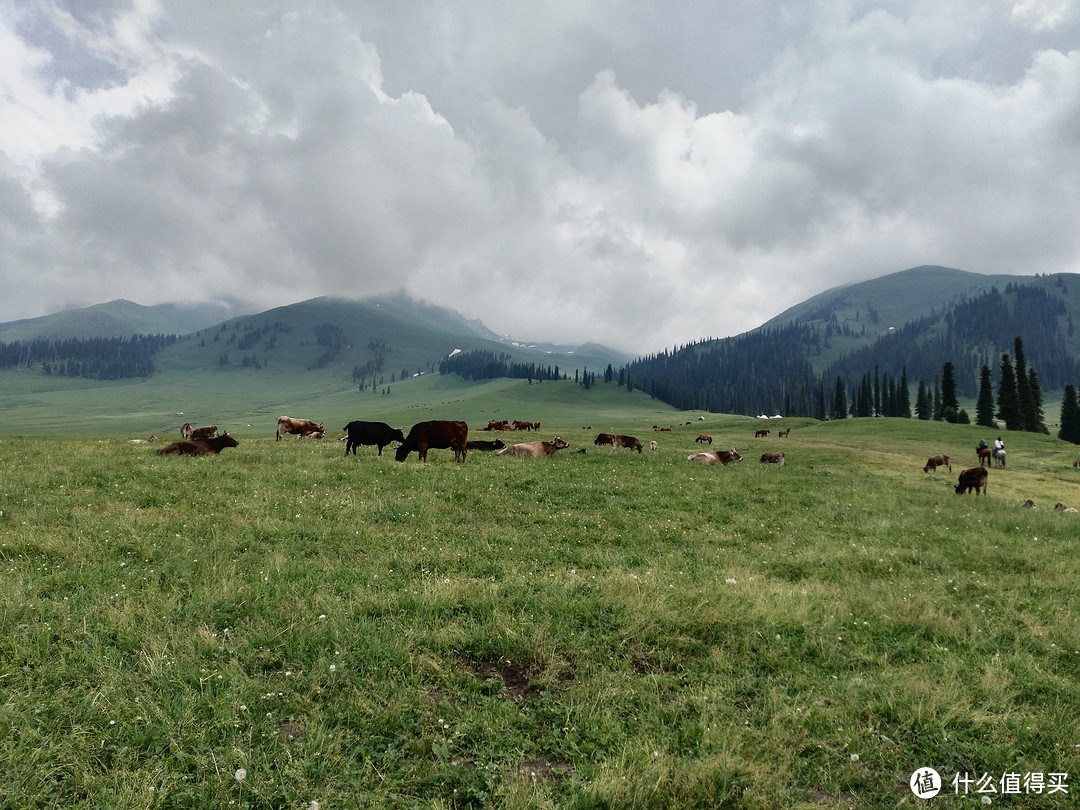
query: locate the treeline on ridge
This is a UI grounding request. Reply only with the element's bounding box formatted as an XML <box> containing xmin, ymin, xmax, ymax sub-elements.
<box><xmin>440</xmin><ymin>349</ymin><xmax>564</xmax><ymax>382</ymax></box>
<box><xmin>0</xmin><ymin>334</ymin><xmax>177</xmax><ymax>379</ymax></box>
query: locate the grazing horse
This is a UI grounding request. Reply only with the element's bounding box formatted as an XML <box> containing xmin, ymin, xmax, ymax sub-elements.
<box><xmin>755</xmin><ymin>429</ymin><xmax>770</xmax><ymax>438</ymax></box>
<box><xmin>696</xmin><ymin>434</ymin><xmax>712</xmax><ymax>444</ymax></box>
<box><xmin>778</xmin><ymin>428</ymin><xmax>790</xmax><ymax>438</ymax></box>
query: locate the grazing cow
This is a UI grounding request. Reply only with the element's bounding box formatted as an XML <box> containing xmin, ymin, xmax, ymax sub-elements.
<box><xmin>594</xmin><ymin>433</ymin><xmax>616</xmax><ymax>447</ymax></box>
<box><xmin>343</xmin><ymin>420</ymin><xmax>406</xmax><ymax>456</ymax></box>
<box><xmin>395</xmin><ymin>420</ymin><xmax>469</xmax><ymax>462</ymax></box>
<box><xmin>778</xmin><ymin>429</ymin><xmax>791</xmax><ymax>438</ymax></box>
<box><xmin>955</xmin><ymin>467</ymin><xmax>988</xmax><ymax>495</ymax></box>
<box><xmin>696</xmin><ymin>434</ymin><xmax>712</xmax><ymax>444</ymax></box>
<box><xmin>512</xmin><ymin>420</ymin><xmax>532</xmax><ymax>431</ymax></box>
<box><xmin>467</xmin><ymin>439</ymin><xmax>506</xmax><ymax>452</ymax></box>
<box><xmin>158</xmin><ymin>433</ymin><xmax>239</xmax><ymax>456</ymax></box>
<box><xmin>760</xmin><ymin>452</ymin><xmax>786</xmax><ymax>465</ymax></box>
<box><xmin>649</xmin><ymin>440</ymin><xmax>658</xmax><ymax>451</ymax></box>
<box><xmin>277</xmin><ymin>416</ymin><xmax>324</xmax><ymax>441</ymax></box>
<box><xmin>923</xmin><ymin>454</ymin><xmax>951</xmax><ymax>473</ymax></box>
<box><xmin>687</xmin><ymin>448</ymin><xmax>744</xmax><ymax>466</ymax></box>
<box><xmin>613</xmin><ymin>434</ymin><xmax>643</xmax><ymax>453</ymax></box>
<box><xmin>180</xmin><ymin>422</ymin><xmax>193</xmax><ymax>439</ymax></box>
<box><xmin>485</xmin><ymin>420</ymin><xmax>511</xmax><ymax>431</ymax></box>
<box><xmin>497</xmin><ymin>437</ymin><xmax>570</xmax><ymax>457</ymax></box>
<box><xmin>190</xmin><ymin>425</ymin><xmax>218</xmax><ymax>440</ymax></box>
<box><xmin>755</xmin><ymin>429</ymin><xmax>770</xmax><ymax>438</ymax></box>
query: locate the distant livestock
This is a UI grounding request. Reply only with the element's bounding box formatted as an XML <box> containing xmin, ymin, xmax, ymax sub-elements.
<box><xmin>180</xmin><ymin>423</ymin><xmax>193</xmax><ymax>439</ymax></box>
<box><xmin>696</xmin><ymin>434</ymin><xmax>712</xmax><ymax>444</ymax></box>
<box><xmin>759</xmin><ymin>452</ymin><xmax>785</xmax><ymax>465</ymax></box>
<box><xmin>687</xmin><ymin>449</ymin><xmax>744</xmax><ymax>466</ymax></box>
<box><xmin>594</xmin><ymin>433</ymin><xmax>616</xmax><ymax>447</ymax></box>
<box><xmin>955</xmin><ymin>467</ymin><xmax>988</xmax><ymax>495</ymax></box>
<box><xmin>613</xmin><ymin>434</ymin><xmax>643</xmax><ymax>453</ymax></box>
<box><xmin>467</xmin><ymin>439</ymin><xmax>506</xmax><ymax>452</ymax></box>
<box><xmin>923</xmin><ymin>454</ymin><xmax>951</xmax><ymax>473</ymax></box>
<box><xmin>190</xmin><ymin>425</ymin><xmax>218</xmax><ymax>440</ymax></box>
<box><xmin>158</xmin><ymin>433</ymin><xmax>239</xmax><ymax>456</ymax></box>
<box><xmin>778</xmin><ymin>429</ymin><xmax>790</xmax><ymax>438</ymax></box>
<box><xmin>395</xmin><ymin>420</ymin><xmax>468</xmax><ymax>462</ymax></box>
<box><xmin>755</xmin><ymin>429</ymin><xmax>770</xmax><ymax>438</ymax></box>
<box><xmin>497</xmin><ymin>437</ymin><xmax>570</xmax><ymax>458</ymax></box>
<box><xmin>277</xmin><ymin>416</ymin><xmax>324</xmax><ymax>441</ymax></box>
<box><xmin>343</xmin><ymin>420</ymin><xmax>406</xmax><ymax>456</ymax></box>
<box><xmin>649</xmin><ymin>440</ymin><xmax>658</xmax><ymax>451</ymax></box>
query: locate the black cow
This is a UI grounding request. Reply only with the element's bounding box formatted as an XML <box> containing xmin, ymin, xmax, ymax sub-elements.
<box><xmin>466</xmin><ymin>439</ymin><xmax>506</xmax><ymax>452</ymax></box>
<box><xmin>396</xmin><ymin>420</ymin><xmax>469</xmax><ymax>462</ymax></box>
<box><xmin>343</xmin><ymin>420</ymin><xmax>406</xmax><ymax>456</ymax></box>
<box><xmin>158</xmin><ymin>433</ymin><xmax>239</xmax><ymax>456</ymax></box>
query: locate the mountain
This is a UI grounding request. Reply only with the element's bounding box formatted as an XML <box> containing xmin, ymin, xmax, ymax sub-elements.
<box><xmin>0</xmin><ymin>299</ymin><xmax>247</xmax><ymax>342</ymax></box>
<box><xmin>623</xmin><ymin>266</ymin><xmax>1080</xmax><ymax>416</ymax></box>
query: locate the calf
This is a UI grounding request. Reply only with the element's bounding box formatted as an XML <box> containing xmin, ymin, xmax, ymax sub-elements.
<box><xmin>497</xmin><ymin>437</ymin><xmax>570</xmax><ymax>457</ymax></box>
<box><xmin>158</xmin><ymin>433</ymin><xmax>239</xmax><ymax>456</ymax></box>
<box><xmin>593</xmin><ymin>433</ymin><xmax>616</xmax><ymax>447</ymax></box>
<box><xmin>343</xmin><ymin>420</ymin><xmax>406</xmax><ymax>456</ymax></box>
<box><xmin>955</xmin><ymin>467</ymin><xmax>988</xmax><ymax>495</ymax></box>
<box><xmin>759</xmin><ymin>452</ymin><xmax>785</xmax><ymax>465</ymax></box>
<box><xmin>923</xmin><ymin>454</ymin><xmax>951</xmax><ymax>473</ymax></box>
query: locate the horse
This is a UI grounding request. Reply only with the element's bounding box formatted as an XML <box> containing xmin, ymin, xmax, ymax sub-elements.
<box><xmin>992</xmin><ymin>448</ymin><xmax>1006</xmax><ymax>468</ymax></box>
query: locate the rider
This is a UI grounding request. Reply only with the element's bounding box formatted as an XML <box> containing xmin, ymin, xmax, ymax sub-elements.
<box><xmin>977</xmin><ymin>438</ymin><xmax>988</xmax><ymax>452</ymax></box>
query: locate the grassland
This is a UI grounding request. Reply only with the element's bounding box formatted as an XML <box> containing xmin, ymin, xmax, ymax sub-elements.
<box><xmin>1</xmin><ymin>415</ymin><xmax>1078</xmax><ymax>808</ymax></box>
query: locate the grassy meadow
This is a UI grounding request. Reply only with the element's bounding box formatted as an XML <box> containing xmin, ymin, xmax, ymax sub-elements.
<box><xmin>1</xmin><ymin>414</ymin><xmax>1079</xmax><ymax>808</ymax></box>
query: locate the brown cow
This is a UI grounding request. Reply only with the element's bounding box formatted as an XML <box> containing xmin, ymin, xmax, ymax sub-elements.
<box><xmin>395</xmin><ymin>420</ymin><xmax>468</xmax><ymax>462</ymax></box>
<box><xmin>760</xmin><ymin>452</ymin><xmax>785</xmax><ymax>465</ymax></box>
<box><xmin>923</xmin><ymin>454</ymin><xmax>951</xmax><ymax>473</ymax></box>
<box><xmin>158</xmin><ymin>433</ymin><xmax>239</xmax><ymax>456</ymax></box>
<box><xmin>497</xmin><ymin>437</ymin><xmax>570</xmax><ymax>457</ymax></box>
<box><xmin>613</xmin><ymin>434</ymin><xmax>643</xmax><ymax>453</ymax></box>
<box><xmin>594</xmin><ymin>433</ymin><xmax>616</xmax><ymax>447</ymax></box>
<box><xmin>485</xmin><ymin>420</ymin><xmax>511</xmax><ymax>431</ymax></box>
<box><xmin>955</xmin><ymin>467</ymin><xmax>988</xmax><ymax>495</ymax></box>
<box><xmin>277</xmin><ymin>416</ymin><xmax>323</xmax><ymax>441</ymax></box>
<box><xmin>190</xmin><ymin>425</ymin><xmax>218</xmax><ymax>440</ymax></box>
<box><xmin>696</xmin><ymin>434</ymin><xmax>712</xmax><ymax>444</ymax></box>
<box><xmin>755</xmin><ymin>429</ymin><xmax>770</xmax><ymax>438</ymax></box>
<box><xmin>687</xmin><ymin>448</ymin><xmax>743</xmax><ymax>466</ymax></box>
<box><xmin>512</xmin><ymin>420</ymin><xmax>532</xmax><ymax>431</ymax></box>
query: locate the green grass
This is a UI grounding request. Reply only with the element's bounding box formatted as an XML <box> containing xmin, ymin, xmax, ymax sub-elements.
<box><xmin>1</xmin><ymin>417</ymin><xmax>1078</xmax><ymax>808</ymax></box>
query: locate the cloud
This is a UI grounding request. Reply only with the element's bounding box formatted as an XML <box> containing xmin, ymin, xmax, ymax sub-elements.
<box><xmin>1</xmin><ymin>1</ymin><xmax>1079</xmax><ymax>354</ymax></box>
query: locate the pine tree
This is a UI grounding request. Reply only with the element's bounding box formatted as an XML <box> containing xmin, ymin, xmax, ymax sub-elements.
<box><xmin>1059</xmin><ymin>385</ymin><xmax>1080</xmax><ymax>444</ymax></box>
<box><xmin>996</xmin><ymin>354</ymin><xmax>1022</xmax><ymax>430</ymax></box>
<box><xmin>1026</xmin><ymin>367</ymin><xmax>1047</xmax><ymax>434</ymax></box>
<box><xmin>975</xmin><ymin>365</ymin><xmax>997</xmax><ymax>428</ymax></box>
<box><xmin>915</xmin><ymin>379</ymin><xmax>931</xmax><ymax>420</ymax></box>
<box><xmin>815</xmin><ymin>384</ymin><xmax>827</xmax><ymax>421</ymax></box>
<box><xmin>899</xmin><ymin>368</ymin><xmax>912</xmax><ymax>418</ymax></box>
<box><xmin>941</xmin><ymin>362</ymin><xmax>959</xmax><ymax>422</ymax></box>
<box><xmin>832</xmin><ymin>376</ymin><xmax>847</xmax><ymax>420</ymax></box>
<box><xmin>1013</xmin><ymin>337</ymin><xmax>1037</xmax><ymax>432</ymax></box>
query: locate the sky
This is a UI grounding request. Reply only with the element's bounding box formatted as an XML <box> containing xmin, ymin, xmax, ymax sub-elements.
<box><xmin>1</xmin><ymin>1</ymin><xmax>1078</xmax><ymax>355</ymax></box>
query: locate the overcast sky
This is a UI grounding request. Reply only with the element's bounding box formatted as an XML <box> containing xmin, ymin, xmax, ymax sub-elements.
<box><xmin>2</xmin><ymin>1</ymin><xmax>1078</xmax><ymax>354</ymax></box>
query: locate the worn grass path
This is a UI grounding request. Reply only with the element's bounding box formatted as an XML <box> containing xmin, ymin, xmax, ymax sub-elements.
<box><xmin>1</xmin><ymin>417</ymin><xmax>1077</xmax><ymax>808</ymax></box>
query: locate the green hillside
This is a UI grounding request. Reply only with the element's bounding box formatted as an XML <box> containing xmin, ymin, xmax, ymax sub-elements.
<box><xmin>0</xmin><ymin>299</ymin><xmax>239</xmax><ymax>342</ymax></box>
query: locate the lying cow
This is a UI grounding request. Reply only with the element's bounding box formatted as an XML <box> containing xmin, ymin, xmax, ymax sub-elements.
<box><xmin>277</xmin><ymin>416</ymin><xmax>323</xmax><ymax>441</ymax></box>
<box><xmin>158</xmin><ymin>433</ymin><xmax>239</xmax><ymax>456</ymax></box>
<box><xmin>760</xmin><ymin>452</ymin><xmax>785</xmax><ymax>466</ymax></box>
<box><xmin>687</xmin><ymin>448</ymin><xmax>744</xmax><ymax>466</ymax></box>
<box><xmin>467</xmin><ymin>439</ymin><xmax>506</xmax><ymax>452</ymax></box>
<box><xmin>613</xmin><ymin>434</ymin><xmax>643</xmax><ymax>453</ymax></box>
<box><xmin>497</xmin><ymin>437</ymin><xmax>570</xmax><ymax>457</ymax></box>
<box><xmin>396</xmin><ymin>420</ymin><xmax>468</xmax><ymax>462</ymax></box>
<box><xmin>923</xmin><ymin>454</ymin><xmax>951</xmax><ymax>473</ymax></box>
<box><xmin>343</xmin><ymin>420</ymin><xmax>406</xmax><ymax>456</ymax></box>
<box><xmin>955</xmin><ymin>466</ymin><xmax>988</xmax><ymax>495</ymax></box>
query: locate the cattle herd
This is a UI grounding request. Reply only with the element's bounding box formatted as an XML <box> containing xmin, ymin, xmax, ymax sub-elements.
<box><xmin>149</xmin><ymin>419</ymin><xmax>1059</xmax><ymax>503</ymax></box>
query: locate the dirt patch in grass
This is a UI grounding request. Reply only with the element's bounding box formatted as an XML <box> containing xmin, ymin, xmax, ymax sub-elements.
<box><xmin>468</xmin><ymin>657</ymin><xmax>540</xmax><ymax>700</ymax></box>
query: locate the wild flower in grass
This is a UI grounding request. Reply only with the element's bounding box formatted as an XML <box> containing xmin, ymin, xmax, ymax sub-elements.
<box><xmin>725</xmin><ymin>578</ymin><xmax>737</xmax><ymax>585</ymax></box>
<box><xmin>850</xmin><ymin>753</ymin><xmax>859</xmax><ymax>762</ymax></box>
<box><xmin>234</xmin><ymin>768</ymin><xmax>247</xmax><ymax>781</ymax></box>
